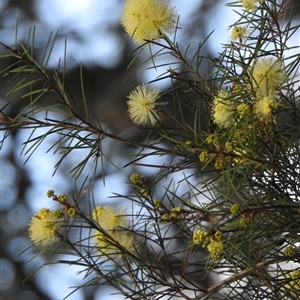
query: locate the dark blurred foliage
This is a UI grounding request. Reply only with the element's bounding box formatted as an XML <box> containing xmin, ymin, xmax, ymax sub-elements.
<box><xmin>0</xmin><ymin>1</ymin><xmax>299</xmax><ymax>299</ymax></box>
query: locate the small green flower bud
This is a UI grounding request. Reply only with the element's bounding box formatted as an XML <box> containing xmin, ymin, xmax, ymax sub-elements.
<box><xmin>199</xmin><ymin>150</ymin><xmax>209</xmax><ymax>162</ymax></box>
<box><xmin>57</xmin><ymin>194</ymin><xmax>67</xmax><ymax>203</ymax></box>
<box><xmin>130</xmin><ymin>173</ymin><xmax>143</xmax><ymax>184</ymax></box>
<box><xmin>47</xmin><ymin>190</ymin><xmax>55</xmax><ymax>198</ymax></box>
<box><xmin>230</xmin><ymin>203</ymin><xmax>241</xmax><ymax>215</ymax></box>
<box><xmin>237</xmin><ymin>103</ymin><xmax>250</xmax><ymax>115</ymax></box>
<box><xmin>53</xmin><ymin>209</ymin><xmax>64</xmax><ymax>219</ymax></box>
<box><xmin>153</xmin><ymin>199</ymin><xmax>161</xmax><ymax>210</ymax></box>
<box><xmin>284</xmin><ymin>245</ymin><xmax>297</xmax><ymax>257</ymax></box>
<box><xmin>170</xmin><ymin>207</ymin><xmax>182</xmax><ymax>219</ymax></box>
<box><xmin>214</xmin><ymin>230</ymin><xmax>222</xmax><ymax>242</ymax></box>
<box><xmin>240</xmin><ymin>215</ymin><xmax>251</xmax><ymax>228</ymax></box>
<box><xmin>214</xmin><ymin>159</ymin><xmax>225</xmax><ymax>170</ymax></box>
<box><xmin>140</xmin><ymin>188</ymin><xmax>149</xmax><ymax>197</ymax></box>
<box><xmin>225</xmin><ymin>142</ymin><xmax>233</xmax><ymax>152</ymax></box>
<box><xmin>206</xmin><ymin>134</ymin><xmax>218</xmax><ymax>145</ymax></box>
<box><xmin>161</xmin><ymin>214</ymin><xmax>170</xmax><ymax>222</ymax></box>
<box><xmin>193</xmin><ymin>229</ymin><xmax>209</xmax><ymax>247</ymax></box>
<box><xmin>67</xmin><ymin>207</ymin><xmax>77</xmax><ymax>218</ymax></box>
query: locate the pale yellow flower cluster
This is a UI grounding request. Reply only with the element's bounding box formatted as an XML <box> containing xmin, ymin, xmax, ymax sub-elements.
<box><xmin>282</xmin><ymin>270</ymin><xmax>300</xmax><ymax>297</ymax></box>
<box><xmin>127</xmin><ymin>84</ymin><xmax>162</xmax><ymax>126</ymax></box>
<box><xmin>212</xmin><ymin>90</ymin><xmax>235</xmax><ymax>127</ymax></box>
<box><xmin>254</xmin><ymin>95</ymin><xmax>279</xmax><ymax>119</ymax></box>
<box><xmin>231</xmin><ymin>26</ymin><xmax>247</xmax><ymax>40</ymax></box>
<box><xmin>250</xmin><ymin>57</ymin><xmax>286</xmax><ymax>119</ymax></box>
<box><xmin>193</xmin><ymin>229</ymin><xmax>224</xmax><ymax>260</ymax></box>
<box><xmin>120</xmin><ymin>0</ymin><xmax>178</xmax><ymax>44</ymax></box>
<box><xmin>250</xmin><ymin>58</ymin><xmax>286</xmax><ymax>97</ymax></box>
<box><xmin>92</xmin><ymin>206</ymin><xmax>134</xmax><ymax>258</ymax></box>
<box><xmin>240</xmin><ymin>0</ymin><xmax>265</xmax><ymax>11</ymax></box>
<box><xmin>28</xmin><ymin>208</ymin><xmax>65</xmax><ymax>246</ymax></box>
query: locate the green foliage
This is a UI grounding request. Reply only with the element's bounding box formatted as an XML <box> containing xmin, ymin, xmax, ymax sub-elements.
<box><xmin>1</xmin><ymin>0</ymin><xmax>300</xmax><ymax>299</ymax></box>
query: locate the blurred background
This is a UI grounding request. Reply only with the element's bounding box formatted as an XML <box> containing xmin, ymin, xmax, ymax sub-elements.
<box><xmin>0</xmin><ymin>0</ymin><xmax>299</xmax><ymax>299</ymax></box>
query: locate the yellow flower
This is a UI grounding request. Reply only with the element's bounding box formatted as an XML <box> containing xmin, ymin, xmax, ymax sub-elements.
<box><xmin>120</xmin><ymin>0</ymin><xmax>178</xmax><ymax>44</ymax></box>
<box><xmin>140</xmin><ymin>188</ymin><xmax>150</xmax><ymax>197</ymax></box>
<box><xmin>67</xmin><ymin>207</ymin><xmax>77</xmax><ymax>218</ymax></box>
<box><xmin>130</xmin><ymin>173</ymin><xmax>144</xmax><ymax>184</ymax></box>
<box><xmin>161</xmin><ymin>213</ymin><xmax>170</xmax><ymax>222</ymax></box>
<box><xmin>250</xmin><ymin>57</ymin><xmax>287</xmax><ymax>96</ymax></box>
<box><xmin>231</xmin><ymin>26</ymin><xmax>247</xmax><ymax>40</ymax></box>
<box><xmin>92</xmin><ymin>206</ymin><xmax>128</xmax><ymax>232</ymax></box>
<box><xmin>170</xmin><ymin>207</ymin><xmax>182</xmax><ymax>219</ymax></box>
<box><xmin>230</xmin><ymin>203</ymin><xmax>241</xmax><ymax>215</ymax></box>
<box><xmin>193</xmin><ymin>229</ymin><xmax>209</xmax><ymax>247</ymax></box>
<box><xmin>284</xmin><ymin>245</ymin><xmax>297</xmax><ymax>257</ymax></box>
<box><xmin>237</xmin><ymin>103</ymin><xmax>250</xmax><ymax>115</ymax></box>
<box><xmin>225</xmin><ymin>141</ymin><xmax>233</xmax><ymax>152</ymax></box>
<box><xmin>153</xmin><ymin>198</ymin><xmax>161</xmax><ymax>210</ymax></box>
<box><xmin>93</xmin><ymin>231</ymin><xmax>134</xmax><ymax>258</ymax></box>
<box><xmin>214</xmin><ymin>231</ymin><xmax>222</xmax><ymax>242</ymax></box>
<box><xmin>28</xmin><ymin>208</ymin><xmax>65</xmax><ymax>246</ymax></box>
<box><xmin>254</xmin><ymin>96</ymin><xmax>279</xmax><ymax>119</ymax></box>
<box><xmin>282</xmin><ymin>270</ymin><xmax>300</xmax><ymax>297</ymax></box>
<box><xmin>199</xmin><ymin>150</ymin><xmax>209</xmax><ymax>162</ymax></box>
<box><xmin>127</xmin><ymin>84</ymin><xmax>162</xmax><ymax>126</ymax></box>
<box><xmin>212</xmin><ymin>90</ymin><xmax>235</xmax><ymax>127</ymax></box>
<box><xmin>206</xmin><ymin>134</ymin><xmax>218</xmax><ymax>145</ymax></box>
<box><xmin>240</xmin><ymin>215</ymin><xmax>251</xmax><ymax>227</ymax></box>
<box><xmin>207</xmin><ymin>240</ymin><xmax>223</xmax><ymax>260</ymax></box>
<box><xmin>240</xmin><ymin>0</ymin><xmax>257</xmax><ymax>10</ymax></box>
<box><xmin>92</xmin><ymin>206</ymin><xmax>134</xmax><ymax>258</ymax></box>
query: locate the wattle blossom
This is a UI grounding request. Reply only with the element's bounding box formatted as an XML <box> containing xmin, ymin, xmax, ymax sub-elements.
<box><xmin>254</xmin><ymin>95</ymin><xmax>279</xmax><ymax>120</ymax></box>
<box><xmin>28</xmin><ymin>208</ymin><xmax>65</xmax><ymax>246</ymax></box>
<box><xmin>127</xmin><ymin>84</ymin><xmax>162</xmax><ymax>126</ymax></box>
<box><xmin>212</xmin><ymin>90</ymin><xmax>235</xmax><ymax>127</ymax></box>
<box><xmin>92</xmin><ymin>206</ymin><xmax>134</xmax><ymax>258</ymax></box>
<box><xmin>249</xmin><ymin>57</ymin><xmax>287</xmax><ymax>96</ymax></box>
<box><xmin>120</xmin><ymin>0</ymin><xmax>178</xmax><ymax>44</ymax></box>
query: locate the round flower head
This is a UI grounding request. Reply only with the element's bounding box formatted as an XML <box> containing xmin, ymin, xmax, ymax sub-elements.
<box><xmin>92</xmin><ymin>206</ymin><xmax>134</xmax><ymax>259</ymax></box>
<box><xmin>207</xmin><ymin>240</ymin><xmax>223</xmax><ymax>260</ymax></box>
<box><xmin>28</xmin><ymin>208</ymin><xmax>65</xmax><ymax>246</ymax></box>
<box><xmin>93</xmin><ymin>231</ymin><xmax>134</xmax><ymax>259</ymax></box>
<box><xmin>127</xmin><ymin>84</ymin><xmax>162</xmax><ymax>126</ymax></box>
<box><xmin>92</xmin><ymin>206</ymin><xmax>128</xmax><ymax>232</ymax></box>
<box><xmin>254</xmin><ymin>95</ymin><xmax>279</xmax><ymax>120</ymax></box>
<box><xmin>120</xmin><ymin>0</ymin><xmax>178</xmax><ymax>44</ymax></box>
<box><xmin>230</xmin><ymin>26</ymin><xmax>247</xmax><ymax>40</ymax></box>
<box><xmin>250</xmin><ymin>57</ymin><xmax>287</xmax><ymax>97</ymax></box>
<box><xmin>240</xmin><ymin>0</ymin><xmax>257</xmax><ymax>10</ymax></box>
<box><xmin>212</xmin><ymin>90</ymin><xmax>235</xmax><ymax>127</ymax></box>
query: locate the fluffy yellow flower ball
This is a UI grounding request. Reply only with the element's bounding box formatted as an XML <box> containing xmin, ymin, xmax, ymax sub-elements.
<box><xmin>92</xmin><ymin>206</ymin><xmax>134</xmax><ymax>258</ymax></box>
<box><xmin>241</xmin><ymin>0</ymin><xmax>257</xmax><ymax>10</ymax></box>
<box><xmin>254</xmin><ymin>95</ymin><xmax>279</xmax><ymax>120</ymax></box>
<box><xmin>250</xmin><ymin>57</ymin><xmax>287</xmax><ymax>97</ymax></box>
<box><xmin>231</xmin><ymin>26</ymin><xmax>247</xmax><ymax>40</ymax></box>
<box><xmin>93</xmin><ymin>231</ymin><xmax>134</xmax><ymax>258</ymax></box>
<box><xmin>127</xmin><ymin>84</ymin><xmax>162</xmax><ymax>126</ymax></box>
<box><xmin>28</xmin><ymin>208</ymin><xmax>65</xmax><ymax>246</ymax></box>
<box><xmin>120</xmin><ymin>0</ymin><xmax>178</xmax><ymax>44</ymax></box>
<box><xmin>92</xmin><ymin>206</ymin><xmax>128</xmax><ymax>232</ymax></box>
<box><xmin>212</xmin><ymin>90</ymin><xmax>235</xmax><ymax>127</ymax></box>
